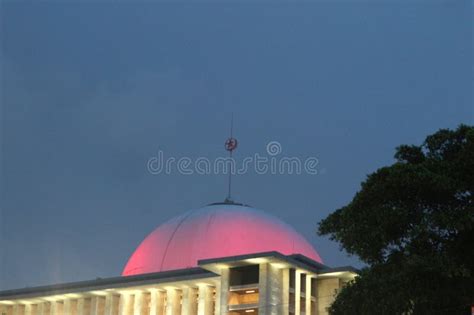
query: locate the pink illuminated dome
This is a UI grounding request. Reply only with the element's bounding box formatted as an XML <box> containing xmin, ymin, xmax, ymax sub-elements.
<box><xmin>122</xmin><ymin>203</ymin><xmax>322</xmax><ymax>276</ymax></box>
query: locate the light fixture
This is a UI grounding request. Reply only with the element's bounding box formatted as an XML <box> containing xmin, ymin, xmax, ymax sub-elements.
<box><xmin>245</xmin><ymin>290</ymin><xmax>255</xmax><ymax>294</ymax></box>
<box><xmin>245</xmin><ymin>310</ymin><xmax>255</xmax><ymax>313</ymax></box>
<box><xmin>271</xmin><ymin>263</ymin><xmax>287</xmax><ymax>269</ymax></box>
<box><xmin>245</xmin><ymin>258</ymin><xmax>268</xmax><ymax>264</ymax></box>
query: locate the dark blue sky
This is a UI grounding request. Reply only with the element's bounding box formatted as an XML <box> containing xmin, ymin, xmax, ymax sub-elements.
<box><xmin>1</xmin><ymin>1</ymin><xmax>472</xmax><ymax>290</ymax></box>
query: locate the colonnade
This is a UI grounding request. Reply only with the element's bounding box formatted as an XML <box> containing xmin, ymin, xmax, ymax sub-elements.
<box><xmin>1</xmin><ymin>264</ymin><xmax>343</xmax><ymax>315</ymax></box>
<box><xmin>1</xmin><ymin>285</ymin><xmax>217</xmax><ymax>315</ymax></box>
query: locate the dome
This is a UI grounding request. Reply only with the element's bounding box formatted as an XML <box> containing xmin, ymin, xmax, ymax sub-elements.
<box><xmin>122</xmin><ymin>203</ymin><xmax>322</xmax><ymax>276</ymax></box>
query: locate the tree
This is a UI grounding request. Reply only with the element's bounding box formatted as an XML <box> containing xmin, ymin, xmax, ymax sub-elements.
<box><xmin>318</xmin><ymin>125</ymin><xmax>474</xmax><ymax>314</ymax></box>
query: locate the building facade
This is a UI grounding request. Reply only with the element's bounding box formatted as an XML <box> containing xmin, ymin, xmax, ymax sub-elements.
<box><xmin>0</xmin><ymin>204</ymin><xmax>357</xmax><ymax>315</ymax></box>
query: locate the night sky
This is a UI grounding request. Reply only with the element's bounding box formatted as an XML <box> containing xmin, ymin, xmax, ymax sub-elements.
<box><xmin>1</xmin><ymin>1</ymin><xmax>472</xmax><ymax>290</ymax></box>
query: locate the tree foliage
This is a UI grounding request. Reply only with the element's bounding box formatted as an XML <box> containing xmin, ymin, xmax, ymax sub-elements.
<box><xmin>318</xmin><ymin>125</ymin><xmax>474</xmax><ymax>314</ymax></box>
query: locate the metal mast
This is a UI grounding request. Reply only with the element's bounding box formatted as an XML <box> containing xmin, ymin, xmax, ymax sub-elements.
<box><xmin>224</xmin><ymin>114</ymin><xmax>238</xmax><ymax>203</ymax></box>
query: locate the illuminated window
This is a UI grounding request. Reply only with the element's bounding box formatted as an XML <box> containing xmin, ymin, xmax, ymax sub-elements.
<box><xmin>228</xmin><ymin>286</ymin><xmax>259</xmax><ymax>310</ymax></box>
<box><xmin>228</xmin><ymin>265</ymin><xmax>259</xmax><ymax>314</ymax></box>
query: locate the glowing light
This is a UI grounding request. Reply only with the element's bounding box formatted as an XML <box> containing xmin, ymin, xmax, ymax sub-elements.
<box><xmin>148</xmin><ymin>288</ymin><xmax>159</xmax><ymax>293</ymax></box>
<box><xmin>245</xmin><ymin>258</ymin><xmax>268</xmax><ymax>264</ymax></box>
<box><xmin>118</xmin><ymin>290</ymin><xmax>141</xmax><ymax>295</ymax></box>
<box><xmin>245</xmin><ymin>290</ymin><xmax>255</xmax><ymax>294</ymax></box>
<box><xmin>245</xmin><ymin>310</ymin><xmax>255</xmax><ymax>313</ymax></box>
<box><xmin>44</xmin><ymin>296</ymin><xmax>60</xmax><ymax>302</ymax></box>
<box><xmin>271</xmin><ymin>262</ymin><xmax>288</xmax><ymax>269</ymax></box>
<box><xmin>319</xmin><ymin>272</ymin><xmax>345</xmax><ymax>277</ymax></box>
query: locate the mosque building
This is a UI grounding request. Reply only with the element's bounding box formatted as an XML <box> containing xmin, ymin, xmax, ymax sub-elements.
<box><xmin>0</xmin><ymin>134</ymin><xmax>357</xmax><ymax>315</ymax></box>
<box><xmin>0</xmin><ymin>202</ymin><xmax>357</xmax><ymax>315</ymax></box>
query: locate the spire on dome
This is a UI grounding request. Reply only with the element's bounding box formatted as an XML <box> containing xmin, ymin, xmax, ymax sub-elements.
<box><xmin>224</xmin><ymin>113</ymin><xmax>237</xmax><ymax>203</ymax></box>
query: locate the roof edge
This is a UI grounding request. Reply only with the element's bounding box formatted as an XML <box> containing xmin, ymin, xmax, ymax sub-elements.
<box><xmin>0</xmin><ymin>268</ymin><xmax>216</xmax><ymax>300</ymax></box>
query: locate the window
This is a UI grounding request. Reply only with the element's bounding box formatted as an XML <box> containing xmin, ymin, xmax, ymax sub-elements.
<box><xmin>300</xmin><ymin>273</ymin><xmax>306</xmax><ymax>292</ymax></box>
<box><xmin>229</xmin><ymin>265</ymin><xmax>259</xmax><ymax>286</ymax></box>
<box><xmin>228</xmin><ymin>287</ymin><xmax>259</xmax><ymax>309</ymax></box>
<box><xmin>228</xmin><ymin>265</ymin><xmax>259</xmax><ymax>314</ymax></box>
<box><xmin>289</xmin><ymin>269</ymin><xmax>296</xmax><ymax>289</ymax></box>
<box><xmin>311</xmin><ymin>278</ymin><xmax>317</xmax><ymax>298</ymax></box>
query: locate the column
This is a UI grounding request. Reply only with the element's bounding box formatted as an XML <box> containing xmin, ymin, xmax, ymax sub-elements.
<box><xmin>182</xmin><ymin>287</ymin><xmax>197</xmax><ymax>315</ymax></box>
<box><xmin>311</xmin><ymin>278</ymin><xmax>317</xmax><ymax>315</ymax></box>
<box><xmin>51</xmin><ymin>301</ymin><xmax>63</xmax><ymax>315</ymax></box>
<box><xmin>44</xmin><ymin>303</ymin><xmax>51</xmax><ymax>315</ymax></box>
<box><xmin>37</xmin><ymin>303</ymin><xmax>45</xmax><ymax>315</ymax></box>
<box><xmin>165</xmin><ymin>289</ymin><xmax>179</xmax><ymax>315</ymax></box>
<box><xmin>90</xmin><ymin>298</ymin><xmax>99</xmax><ymax>315</ymax></box>
<box><xmin>105</xmin><ymin>294</ymin><xmax>119</xmax><ymax>315</ymax></box>
<box><xmin>149</xmin><ymin>291</ymin><xmax>164</xmax><ymax>315</ymax></box>
<box><xmin>295</xmin><ymin>271</ymin><xmax>301</xmax><ymax>315</ymax></box>
<box><xmin>118</xmin><ymin>294</ymin><xmax>131</xmax><ymax>315</ymax></box>
<box><xmin>259</xmin><ymin>263</ymin><xmax>285</xmax><ymax>315</ymax></box>
<box><xmin>133</xmin><ymin>292</ymin><xmax>145</xmax><ymax>315</ymax></box>
<box><xmin>25</xmin><ymin>305</ymin><xmax>33</xmax><ymax>315</ymax></box>
<box><xmin>213</xmin><ymin>282</ymin><xmax>221</xmax><ymax>315</ymax></box>
<box><xmin>30</xmin><ymin>305</ymin><xmax>38</xmax><ymax>315</ymax></box>
<box><xmin>219</xmin><ymin>268</ymin><xmax>229</xmax><ymax>315</ymax></box>
<box><xmin>258</xmin><ymin>263</ymin><xmax>270</xmax><ymax>315</ymax></box>
<box><xmin>305</xmin><ymin>276</ymin><xmax>312</xmax><ymax>315</ymax></box>
<box><xmin>93</xmin><ymin>297</ymin><xmax>105</xmax><ymax>315</ymax></box>
<box><xmin>197</xmin><ymin>285</ymin><xmax>212</xmax><ymax>315</ymax></box>
<box><xmin>281</xmin><ymin>268</ymin><xmax>290</xmax><ymax>315</ymax></box>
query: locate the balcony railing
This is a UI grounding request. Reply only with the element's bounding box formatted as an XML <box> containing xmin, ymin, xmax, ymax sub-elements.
<box><xmin>228</xmin><ymin>303</ymin><xmax>259</xmax><ymax>311</ymax></box>
<box><xmin>229</xmin><ymin>283</ymin><xmax>259</xmax><ymax>292</ymax></box>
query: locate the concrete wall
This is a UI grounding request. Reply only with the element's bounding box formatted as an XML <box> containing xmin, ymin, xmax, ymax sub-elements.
<box><xmin>316</xmin><ymin>278</ymin><xmax>340</xmax><ymax>315</ymax></box>
<box><xmin>258</xmin><ymin>263</ymin><xmax>289</xmax><ymax>315</ymax></box>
